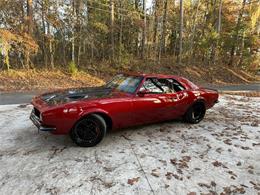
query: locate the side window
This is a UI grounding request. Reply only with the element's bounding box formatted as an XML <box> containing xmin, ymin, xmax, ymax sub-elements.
<box><xmin>140</xmin><ymin>78</ymin><xmax>185</xmax><ymax>94</ymax></box>
<box><xmin>140</xmin><ymin>78</ymin><xmax>164</xmax><ymax>93</ymax></box>
<box><xmin>157</xmin><ymin>79</ymin><xmax>174</xmax><ymax>93</ymax></box>
<box><xmin>156</xmin><ymin>78</ymin><xmax>185</xmax><ymax>93</ymax></box>
<box><xmin>171</xmin><ymin>79</ymin><xmax>185</xmax><ymax>92</ymax></box>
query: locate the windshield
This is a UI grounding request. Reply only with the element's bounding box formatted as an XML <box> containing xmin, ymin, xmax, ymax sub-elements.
<box><xmin>106</xmin><ymin>74</ymin><xmax>143</xmax><ymax>93</ymax></box>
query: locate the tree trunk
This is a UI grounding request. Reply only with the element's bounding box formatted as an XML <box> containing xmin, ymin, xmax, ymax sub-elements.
<box><xmin>153</xmin><ymin>0</ymin><xmax>159</xmax><ymax>56</ymax></box>
<box><xmin>27</xmin><ymin>0</ymin><xmax>33</xmax><ymax>35</ymax></box>
<box><xmin>41</xmin><ymin>0</ymin><xmax>47</xmax><ymax>68</ymax></box>
<box><xmin>135</xmin><ymin>0</ymin><xmax>139</xmax><ymax>56</ymax></box>
<box><xmin>119</xmin><ymin>0</ymin><xmax>123</xmax><ymax>64</ymax></box>
<box><xmin>177</xmin><ymin>0</ymin><xmax>184</xmax><ymax>64</ymax></box>
<box><xmin>71</xmin><ymin>0</ymin><xmax>76</xmax><ymax>64</ymax></box>
<box><xmin>189</xmin><ymin>0</ymin><xmax>200</xmax><ymax>62</ymax></box>
<box><xmin>229</xmin><ymin>0</ymin><xmax>246</xmax><ymax>66</ymax></box>
<box><xmin>238</xmin><ymin>30</ymin><xmax>245</xmax><ymax>66</ymax></box>
<box><xmin>110</xmin><ymin>0</ymin><xmax>115</xmax><ymax>62</ymax></box>
<box><xmin>217</xmin><ymin>0</ymin><xmax>222</xmax><ymax>33</ymax></box>
<box><xmin>141</xmin><ymin>0</ymin><xmax>146</xmax><ymax>60</ymax></box>
<box><xmin>170</xmin><ymin>0</ymin><xmax>177</xmax><ymax>55</ymax></box>
<box><xmin>25</xmin><ymin>0</ymin><xmax>33</xmax><ymax>69</ymax></box>
<box><xmin>75</xmin><ymin>0</ymin><xmax>82</xmax><ymax>67</ymax></box>
<box><xmin>160</xmin><ymin>0</ymin><xmax>168</xmax><ymax>55</ymax></box>
<box><xmin>210</xmin><ymin>0</ymin><xmax>218</xmax><ymax>64</ymax></box>
<box><xmin>158</xmin><ymin>17</ymin><xmax>163</xmax><ymax>63</ymax></box>
<box><xmin>47</xmin><ymin>21</ymin><xmax>54</xmax><ymax>69</ymax></box>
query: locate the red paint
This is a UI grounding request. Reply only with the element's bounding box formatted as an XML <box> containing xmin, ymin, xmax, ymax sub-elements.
<box><xmin>31</xmin><ymin>73</ymin><xmax>219</xmax><ymax>134</ymax></box>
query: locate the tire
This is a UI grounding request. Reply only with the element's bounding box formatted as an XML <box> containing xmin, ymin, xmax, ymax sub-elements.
<box><xmin>184</xmin><ymin>102</ymin><xmax>206</xmax><ymax>124</ymax></box>
<box><xmin>70</xmin><ymin>114</ymin><xmax>107</xmax><ymax>147</ymax></box>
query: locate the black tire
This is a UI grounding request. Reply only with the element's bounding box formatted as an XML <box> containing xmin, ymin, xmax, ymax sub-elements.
<box><xmin>70</xmin><ymin>114</ymin><xmax>107</xmax><ymax>147</ymax></box>
<box><xmin>184</xmin><ymin>102</ymin><xmax>206</xmax><ymax>124</ymax></box>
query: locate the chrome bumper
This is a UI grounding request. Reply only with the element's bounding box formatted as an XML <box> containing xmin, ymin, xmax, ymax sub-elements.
<box><xmin>30</xmin><ymin>110</ymin><xmax>56</xmax><ymax>131</ymax></box>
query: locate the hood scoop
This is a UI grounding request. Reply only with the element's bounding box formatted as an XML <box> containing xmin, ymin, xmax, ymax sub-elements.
<box><xmin>66</xmin><ymin>94</ymin><xmax>88</xmax><ymax>100</ymax></box>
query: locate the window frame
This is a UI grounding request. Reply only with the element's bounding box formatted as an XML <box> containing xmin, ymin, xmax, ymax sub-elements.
<box><xmin>136</xmin><ymin>77</ymin><xmax>186</xmax><ymax>95</ymax></box>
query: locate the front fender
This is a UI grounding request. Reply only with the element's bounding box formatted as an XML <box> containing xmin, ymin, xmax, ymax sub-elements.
<box><xmin>78</xmin><ymin>108</ymin><xmax>110</xmax><ymax>120</ymax></box>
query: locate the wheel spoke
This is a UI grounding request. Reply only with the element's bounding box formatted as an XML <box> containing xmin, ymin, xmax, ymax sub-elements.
<box><xmin>75</xmin><ymin>119</ymin><xmax>99</xmax><ymax>142</ymax></box>
<box><xmin>192</xmin><ymin>111</ymin><xmax>195</xmax><ymax>119</ymax></box>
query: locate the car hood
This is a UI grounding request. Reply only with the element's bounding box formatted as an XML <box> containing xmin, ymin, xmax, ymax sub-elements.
<box><xmin>40</xmin><ymin>86</ymin><xmax>114</xmax><ymax>105</ymax></box>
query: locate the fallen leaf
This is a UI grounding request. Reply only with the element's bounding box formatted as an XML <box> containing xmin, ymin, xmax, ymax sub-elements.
<box><xmin>236</xmin><ymin>162</ymin><xmax>241</xmax><ymax>166</ymax></box>
<box><xmin>241</xmin><ymin>146</ymin><xmax>251</xmax><ymax>150</ymax></box>
<box><xmin>198</xmin><ymin>183</ymin><xmax>211</xmax><ymax>188</ymax></box>
<box><xmin>165</xmin><ymin>172</ymin><xmax>173</xmax><ymax>180</ymax></box>
<box><xmin>252</xmin><ymin>143</ymin><xmax>260</xmax><ymax>146</ymax></box>
<box><xmin>127</xmin><ymin>177</ymin><xmax>140</xmax><ymax>185</ymax></box>
<box><xmin>165</xmin><ymin>184</ymin><xmax>170</xmax><ymax>188</ymax></box>
<box><xmin>211</xmin><ymin>181</ymin><xmax>216</xmax><ymax>187</ymax></box>
<box><xmin>182</xmin><ymin>156</ymin><xmax>191</xmax><ymax>162</ymax></box>
<box><xmin>151</xmin><ymin>169</ymin><xmax>160</xmax><ymax>177</ymax></box>
<box><xmin>170</xmin><ymin>158</ymin><xmax>177</xmax><ymax>165</ymax></box>
<box><xmin>248</xmin><ymin>170</ymin><xmax>254</xmax><ymax>174</ymax></box>
<box><xmin>212</xmin><ymin>161</ymin><xmax>222</xmax><ymax>167</ymax></box>
<box><xmin>224</xmin><ymin>139</ymin><xmax>232</xmax><ymax>145</ymax></box>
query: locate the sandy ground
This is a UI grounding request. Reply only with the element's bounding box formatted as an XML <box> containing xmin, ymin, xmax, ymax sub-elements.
<box><xmin>0</xmin><ymin>95</ymin><xmax>259</xmax><ymax>195</ymax></box>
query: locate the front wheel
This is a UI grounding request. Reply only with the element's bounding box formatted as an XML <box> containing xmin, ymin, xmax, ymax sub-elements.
<box><xmin>184</xmin><ymin>102</ymin><xmax>206</xmax><ymax>124</ymax></box>
<box><xmin>70</xmin><ymin>114</ymin><xmax>107</xmax><ymax>147</ymax></box>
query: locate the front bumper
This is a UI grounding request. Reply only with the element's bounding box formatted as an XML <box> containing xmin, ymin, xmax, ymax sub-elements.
<box><xmin>30</xmin><ymin>110</ymin><xmax>56</xmax><ymax>131</ymax></box>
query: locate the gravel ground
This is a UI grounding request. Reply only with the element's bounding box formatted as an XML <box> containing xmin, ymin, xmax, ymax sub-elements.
<box><xmin>0</xmin><ymin>95</ymin><xmax>259</xmax><ymax>195</ymax></box>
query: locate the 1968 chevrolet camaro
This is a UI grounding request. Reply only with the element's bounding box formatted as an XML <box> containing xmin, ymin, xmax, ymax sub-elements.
<box><xmin>30</xmin><ymin>73</ymin><xmax>219</xmax><ymax>147</ymax></box>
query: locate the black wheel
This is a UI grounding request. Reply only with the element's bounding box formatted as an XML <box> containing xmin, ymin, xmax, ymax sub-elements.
<box><xmin>70</xmin><ymin>114</ymin><xmax>107</xmax><ymax>147</ymax></box>
<box><xmin>184</xmin><ymin>102</ymin><xmax>206</xmax><ymax>124</ymax></box>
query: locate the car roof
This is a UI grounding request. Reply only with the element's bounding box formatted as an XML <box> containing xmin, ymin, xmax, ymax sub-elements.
<box><xmin>122</xmin><ymin>72</ymin><xmax>197</xmax><ymax>90</ymax></box>
<box><xmin>124</xmin><ymin>72</ymin><xmax>182</xmax><ymax>79</ymax></box>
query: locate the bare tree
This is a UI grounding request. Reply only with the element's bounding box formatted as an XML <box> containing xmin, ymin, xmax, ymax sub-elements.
<box><xmin>229</xmin><ymin>0</ymin><xmax>246</xmax><ymax>66</ymax></box>
<box><xmin>25</xmin><ymin>0</ymin><xmax>33</xmax><ymax>68</ymax></box>
<box><xmin>217</xmin><ymin>0</ymin><xmax>222</xmax><ymax>33</ymax></box>
<box><xmin>160</xmin><ymin>0</ymin><xmax>168</xmax><ymax>55</ymax></box>
<box><xmin>189</xmin><ymin>0</ymin><xmax>200</xmax><ymax>62</ymax></box>
<box><xmin>110</xmin><ymin>0</ymin><xmax>115</xmax><ymax>62</ymax></box>
<box><xmin>141</xmin><ymin>0</ymin><xmax>146</xmax><ymax>59</ymax></box>
<box><xmin>177</xmin><ymin>0</ymin><xmax>184</xmax><ymax>64</ymax></box>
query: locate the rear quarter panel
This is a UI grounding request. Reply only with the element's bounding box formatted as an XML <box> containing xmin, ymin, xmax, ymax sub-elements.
<box><xmin>199</xmin><ymin>89</ymin><xmax>219</xmax><ymax>109</ymax></box>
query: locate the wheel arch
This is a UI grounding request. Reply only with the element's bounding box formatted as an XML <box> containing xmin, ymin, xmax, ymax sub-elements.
<box><xmin>185</xmin><ymin>98</ymin><xmax>206</xmax><ymax>114</ymax></box>
<box><xmin>76</xmin><ymin>110</ymin><xmax>113</xmax><ymax>132</ymax></box>
<box><xmin>192</xmin><ymin>98</ymin><xmax>206</xmax><ymax>111</ymax></box>
<box><xmin>193</xmin><ymin>98</ymin><xmax>206</xmax><ymax>107</ymax></box>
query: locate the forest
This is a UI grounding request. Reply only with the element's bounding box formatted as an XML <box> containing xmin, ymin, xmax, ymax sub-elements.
<box><xmin>0</xmin><ymin>0</ymin><xmax>259</xmax><ymax>74</ymax></box>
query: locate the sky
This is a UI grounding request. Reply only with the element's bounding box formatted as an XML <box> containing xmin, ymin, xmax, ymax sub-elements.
<box><xmin>146</xmin><ymin>0</ymin><xmax>153</xmax><ymax>9</ymax></box>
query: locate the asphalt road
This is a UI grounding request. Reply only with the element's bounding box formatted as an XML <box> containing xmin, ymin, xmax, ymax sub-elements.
<box><xmin>0</xmin><ymin>83</ymin><xmax>259</xmax><ymax>105</ymax></box>
<box><xmin>211</xmin><ymin>83</ymin><xmax>260</xmax><ymax>91</ymax></box>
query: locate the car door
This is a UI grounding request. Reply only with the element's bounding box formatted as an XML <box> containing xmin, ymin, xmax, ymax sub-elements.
<box><xmin>132</xmin><ymin>77</ymin><xmax>170</xmax><ymax>125</ymax></box>
<box><xmin>160</xmin><ymin>78</ymin><xmax>190</xmax><ymax>119</ymax></box>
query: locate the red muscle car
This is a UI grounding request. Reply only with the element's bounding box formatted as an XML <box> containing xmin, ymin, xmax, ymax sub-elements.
<box><xmin>30</xmin><ymin>73</ymin><xmax>219</xmax><ymax>147</ymax></box>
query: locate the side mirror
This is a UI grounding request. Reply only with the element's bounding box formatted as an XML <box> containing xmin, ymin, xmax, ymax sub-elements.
<box><xmin>137</xmin><ymin>90</ymin><xmax>149</xmax><ymax>97</ymax></box>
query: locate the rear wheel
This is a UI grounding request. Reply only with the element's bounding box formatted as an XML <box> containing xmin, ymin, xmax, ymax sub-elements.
<box><xmin>184</xmin><ymin>102</ymin><xmax>206</xmax><ymax>124</ymax></box>
<box><xmin>70</xmin><ymin>114</ymin><xmax>107</xmax><ymax>147</ymax></box>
